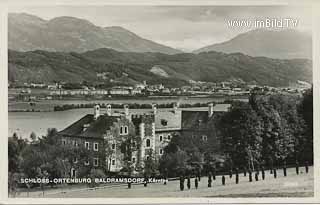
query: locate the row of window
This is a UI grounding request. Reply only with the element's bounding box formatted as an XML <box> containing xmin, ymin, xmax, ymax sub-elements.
<box><xmin>110</xmin><ymin>139</ymin><xmax>165</xmax><ymax>150</ymax></box>
<box><xmin>193</xmin><ymin>135</ymin><xmax>207</xmax><ymax>141</ymax></box>
<box><xmin>85</xmin><ymin>141</ymin><xmax>99</xmax><ymax>151</ymax></box>
<box><xmin>62</xmin><ymin>139</ymin><xmax>99</xmax><ymax>151</ymax></box>
<box><xmin>73</xmin><ymin>157</ymin><xmax>99</xmax><ymax>167</ymax></box>
<box><xmin>110</xmin><ymin>141</ymin><xmax>136</xmax><ymax>151</ymax></box>
<box><xmin>158</xmin><ymin>134</ymin><xmax>171</xmax><ymax>142</ymax></box>
<box><xmin>160</xmin><ymin>134</ymin><xmax>208</xmax><ymax>142</ymax></box>
<box><xmin>111</xmin><ymin>156</ymin><xmax>136</xmax><ymax>167</ymax></box>
<box><xmin>109</xmin><ymin>148</ymin><xmax>165</xmax><ymax>168</ymax></box>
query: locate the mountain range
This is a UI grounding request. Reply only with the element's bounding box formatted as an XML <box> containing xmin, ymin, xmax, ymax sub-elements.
<box><xmin>9</xmin><ymin>48</ymin><xmax>312</xmax><ymax>87</ymax></box>
<box><xmin>8</xmin><ymin>13</ymin><xmax>181</xmax><ymax>54</ymax></box>
<box><xmin>9</xmin><ymin>13</ymin><xmax>312</xmax><ymax>60</ymax></box>
<box><xmin>194</xmin><ymin>29</ymin><xmax>312</xmax><ymax>59</ymax></box>
<box><xmin>8</xmin><ymin>13</ymin><xmax>313</xmax><ymax>87</ymax></box>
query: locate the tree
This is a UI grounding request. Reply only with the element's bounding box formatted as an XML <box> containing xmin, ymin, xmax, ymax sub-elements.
<box><xmin>298</xmin><ymin>88</ymin><xmax>313</xmax><ymax>162</ymax></box>
<box><xmin>8</xmin><ymin>172</ymin><xmax>25</xmax><ymax>197</ymax></box>
<box><xmin>250</xmin><ymin>93</ymin><xmax>305</xmax><ymax>166</ymax></box>
<box><xmin>30</xmin><ymin>132</ymin><xmax>37</xmax><ymax>142</ymax></box>
<box><xmin>144</xmin><ymin>150</ymin><xmax>158</xmax><ymax>177</ymax></box>
<box><xmin>218</xmin><ymin>101</ymin><xmax>263</xmax><ymax>170</ymax></box>
<box><xmin>159</xmin><ymin>147</ymin><xmax>188</xmax><ymax>177</ymax></box>
<box><xmin>119</xmin><ymin>134</ymin><xmax>141</xmax><ymax>173</ymax></box>
<box><xmin>8</xmin><ymin>137</ymin><xmax>21</xmax><ymax>173</ymax></box>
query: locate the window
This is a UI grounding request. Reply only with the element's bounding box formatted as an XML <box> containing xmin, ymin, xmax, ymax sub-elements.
<box><xmin>71</xmin><ymin>168</ymin><xmax>76</xmax><ymax>178</ymax></box>
<box><xmin>124</xmin><ymin>126</ymin><xmax>128</xmax><ymax>134</ymax></box>
<box><xmin>111</xmin><ymin>159</ymin><xmax>116</xmax><ymax>166</ymax></box>
<box><xmin>94</xmin><ymin>142</ymin><xmax>99</xmax><ymax>151</ymax></box>
<box><xmin>159</xmin><ymin>149</ymin><xmax>163</xmax><ymax>155</ymax></box>
<box><xmin>62</xmin><ymin>139</ymin><xmax>66</xmax><ymax>145</ymax></box>
<box><xmin>159</xmin><ymin>135</ymin><xmax>163</xmax><ymax>142</ymax></box>
<box><xmin>167</xmin><ymin>134</ymin><xmax>171</xmax><ymax>140</ymax></box>
<box><xmin>73</xmin><ymin>157</ymin><xmax>78</xmax><ymax>163</ymax></box>
<box><xmin>84</xmin><ymin>160</ymin><xmax>89</xmax><ymax>166</ymax></box>
<box><xmin>161</xmin><ymin>119</ymin><xmax>168</xmax><ymax>126</ymax></box>
<box><xmin>85</xmin><ymin>141</ymin><xmax>90</xmax><ymax>150</ymax></box>
<box><xmin>146</xmin><ymin>156</ymin><xmax>150</xmax><ymax>160</ymax></box>
<box><xmin>94</xmin><ymin>158</ymin><xmax>99</xmax><ymax>167</ymax></box>
<box><xmin>120</xmin><ymin>126</ymin><xmax>123</xmax><ymax>135</ymax></box>
<box><xmin>132</xmin><ymin>157</ymin><xmax>136</xmax><ymax>163</ymax></box>
<box><xmin>202</xmin><ymin>135</ymin><xmax>208</xmax><ymax>142</ymax></box>
<box><xmin>111</xmin><ymin>143</ymin><xmax>116</xmax><ymax>150</ymax></box>
<box><xmin>146</xmin><ymin>139</ymin><xmax>151</xmax><ymax>147</ymax></box>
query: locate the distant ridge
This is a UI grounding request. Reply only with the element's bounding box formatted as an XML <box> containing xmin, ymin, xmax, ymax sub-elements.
<box><xmin>8</xmin><ymin>13</ymin><xmax>182</xmax><ymax>54</ymax></box>
<box><xmin>194</xmin><ymin>29</ymin><xmax>312</xmax><ymax>59</ymax></box>
<box><xmin>9</xmin><ymin>48</ymin><xmax>312</xmax><ymax>87</ymax></box>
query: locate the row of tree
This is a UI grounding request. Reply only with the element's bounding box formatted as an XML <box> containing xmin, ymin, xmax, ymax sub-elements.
<box><xmin>159</xmin><ymin>89</ymin><xmax>313</xmax><ymax>175</ymax></box>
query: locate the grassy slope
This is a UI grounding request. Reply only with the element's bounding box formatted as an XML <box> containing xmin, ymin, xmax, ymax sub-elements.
<box><xmin>14</xmin><ymin>167</ymin><xmax>313</xmax><ymax>198</ymax></box>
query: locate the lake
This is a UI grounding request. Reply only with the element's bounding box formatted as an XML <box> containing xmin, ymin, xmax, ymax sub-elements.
<box><xmin>8</xmin><ymin>96</ymin><xmax>248</xmax><ymax>139</ymax></box>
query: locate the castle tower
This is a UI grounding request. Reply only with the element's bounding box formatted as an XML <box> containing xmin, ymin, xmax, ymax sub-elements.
<box><xmin>94</xmin><ymin>104</ymin><xmax>100</xmax><ymax>120</ymax></box>
<box><xmin>151</xmin><ymin>103</ymin><xmax>157</xmax><ymax>115</ymax></box>
<box><xmin>208</xmin><ymin>103</ymin><xmax>214</xmax><ymax>117</ymax></box>
<box><xmin>124</xmin><ymin>104</ymin><xmax>130</xmax><ymax>119</ymax></box>
<box><xmin>139</xmin><ymin>122</ymin><xmax>145</xmax><ymax>166</ymax></box>
<box><xmin>173</xmin><ymin>102</ymin><xmax>179</xmax><ymax>114</ymax></box>
<box><xmin>106</xmin><ymin>104</ymin><xmax>112</xmax><ymax>116</ymax></box>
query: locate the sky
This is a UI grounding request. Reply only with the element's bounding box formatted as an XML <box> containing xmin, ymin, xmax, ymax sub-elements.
<box><xmin>9</xmin><ymin>6</ymin><xmax>312</xmax><ymax>52</ymax></box>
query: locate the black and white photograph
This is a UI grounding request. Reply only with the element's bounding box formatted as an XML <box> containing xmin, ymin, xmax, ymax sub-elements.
<box><xmin>6</xmin><ymin>2</ymin><xmax>316</xmax><ymax>201</ymax></box>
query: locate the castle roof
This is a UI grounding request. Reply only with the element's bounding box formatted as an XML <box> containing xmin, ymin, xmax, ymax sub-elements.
<box><xmin>211</xmin><ymin>103</ymin><xmax>231</xmax><ymax>112</ymax></box>
<box><xmin>181</xmin><ymin>111</ymin><xmax>209</xmax><ymax>131</ymax></box>
<box><xmin>58</xmin><ymin>114</ymin><xmax>119</xmax><ymax>138</ymax></box>
<box><xmin>181</xmin><ymin>104</ymin><xmax>231</xmax><ymax>131</ymax></box>
<box><xmin>155</xmin><ymin>110</ymin><xmax>182</xmax><ymax>132</ymax></box>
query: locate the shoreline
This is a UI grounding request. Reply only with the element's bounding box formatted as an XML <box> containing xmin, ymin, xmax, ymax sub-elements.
<box><xmin>9</xmin><ymin>95</ymin><xmax>248</xmax><ymax>112</ymax></box>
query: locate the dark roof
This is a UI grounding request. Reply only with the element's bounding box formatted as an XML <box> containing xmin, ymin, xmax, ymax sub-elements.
<box><xmin>58</xmin><ymin>114</ymin><xmax>119</xmax><ymax>138</ymax></box>
<box><xmin>181</xmin><ymin>111</ymin><xmax>210</xmax><ymax>131</ymax></box>
<box><xmin>181</xmin><ymin>104</ymin><xmax>230</xmax><ymax>131</ymax></box>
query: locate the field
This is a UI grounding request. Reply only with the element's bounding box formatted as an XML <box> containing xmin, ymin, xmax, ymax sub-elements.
<box><xmin>15</xmin><ymin>167</ymin><xmax>313</xmax><ymax>198</ymax></box>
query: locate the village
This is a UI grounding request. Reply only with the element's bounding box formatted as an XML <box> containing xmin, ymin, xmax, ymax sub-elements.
<box><xmin>8</xmin><ymin>79</ymin><xmax>311</xmax><ymax>102</ymax></box>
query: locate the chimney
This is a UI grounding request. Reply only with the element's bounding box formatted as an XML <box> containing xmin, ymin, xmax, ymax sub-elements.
<box><xmin>173</xmin><ymin>102</ymin><xmax>179</xmax><ymax>114</ymax></box>
<box><xmin>124</xmin><ymin>104</ymin><xmax>129</xmax><ymax>117</ymax></box>
<box><xmin>106</xmin><ymin>104</ymin><xmax>112</xmax><ymax>116</ymax></box>
<box><xmin>152</xmin><ymin>103</ymin><xmax>157</xmax><ymax>115</ymax></box>
<box><xmin>208</xmin><ymin>103</ymin><xmax>214</xmax><ymax>117</ymax></box>
<box><xmin>94</xmin><ymin>104</ymin><xmax>100</xmax><ymax>120</ymax></box>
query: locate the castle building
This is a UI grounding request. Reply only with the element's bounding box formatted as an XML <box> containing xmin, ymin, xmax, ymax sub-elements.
<box><xmin>57</xmin><ymin>103</ymin><xmax>230</xmax><ymax>177</ymax></box>
<box><xmin>153</xmin><ymin>103</ymin><xmax>182</xmax><ymax>160</ymax></box>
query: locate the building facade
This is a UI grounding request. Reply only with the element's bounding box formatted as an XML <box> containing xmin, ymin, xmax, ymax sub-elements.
<box><xmin>57</xmin><ymin>103</ymin><xmax>230</xmax><ymax>177</ymax></box>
